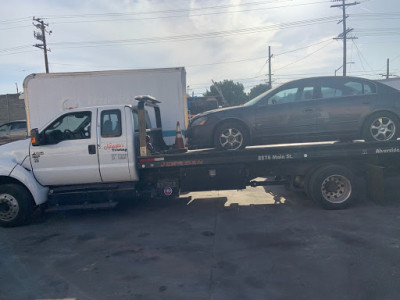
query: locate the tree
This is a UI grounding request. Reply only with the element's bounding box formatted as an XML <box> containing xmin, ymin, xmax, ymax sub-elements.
<box><xmin>204</xmin><ymin>80</ymin><xmax>247</xmax><ymax>106</ymax></box>
<box><xmin>248</xmin><ymin>83</ymin><xmax>271</xmax><ymax>100</ymax></box>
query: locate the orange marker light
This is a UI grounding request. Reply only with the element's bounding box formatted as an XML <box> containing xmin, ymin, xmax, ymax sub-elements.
<box><xmin>31</xmin><ymin>136</ymin><xmax>36</xmax><ymax>144</ymax></box>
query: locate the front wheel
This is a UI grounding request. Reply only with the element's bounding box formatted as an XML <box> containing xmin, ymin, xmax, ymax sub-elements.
<box><xmin>0</xmin><ymin>184</ymin><xmax>34</xmax><ymax>227</ymax></box>
<box><xmin>213</xmin><ymin>122</ymin><xmax>248</xmax><ymax>151</ymax></box>
<box><xmin>363</xmin><ymin>112</ymin><xmax>399</xmax><ymax>142</ymax></box>
<box><xmin>308</xmin><ymin>165</ymin><xmax>357</xmax><ymax>210</ymax></box>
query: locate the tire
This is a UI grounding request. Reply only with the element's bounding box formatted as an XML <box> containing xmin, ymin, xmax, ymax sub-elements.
<box><xmin>0</xmin><ymin>184</ymin><xmax>34</xmax><ymax>227</ymax></box>
<box><xmin>308</xmin><ymin>165</ymin><xmax>356</xmax><ymax>210</ymax></box>
<box><xmin>362</xmin><ymin>112</ymin><xmax>399</xmax><ymax>142</ymax></box>
<box><xmin>213</xmin><ymin>122</ymin><xmax>249</xmax><ymax>151</ymax></box>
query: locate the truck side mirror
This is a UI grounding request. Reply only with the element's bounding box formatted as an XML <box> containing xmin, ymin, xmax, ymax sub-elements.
<box><xmin>30</xmin><ymin>128</ymin><xmax>40</xmax><ymax>146</ymax></box>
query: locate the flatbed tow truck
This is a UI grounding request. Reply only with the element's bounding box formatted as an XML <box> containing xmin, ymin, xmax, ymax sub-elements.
<box><xmin>0</xmin><ymin>96</ymin><xmax>398</xmax><ymax>227</ymax></box>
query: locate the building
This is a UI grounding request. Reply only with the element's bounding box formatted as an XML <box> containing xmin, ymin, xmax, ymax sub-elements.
<box><xmin>0</xmin><ymin>93</ymin><xmax>26</xmax><ymax>125</ymax></box>
<box><xmin>187</xmin><ymin>96</ymin><xmax>221</xmax><ymax>119</ymax></box>
<box><xmin>379</xmin><ymin>78</ymin><xmax>400</xmax><ymax>90</ymax></box>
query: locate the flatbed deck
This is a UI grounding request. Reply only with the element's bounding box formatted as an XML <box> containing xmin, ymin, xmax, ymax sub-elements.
<box><xmin>138</xmin><ymin>140</ymin><xmax>400</xmax><ymax>170</ymax></box>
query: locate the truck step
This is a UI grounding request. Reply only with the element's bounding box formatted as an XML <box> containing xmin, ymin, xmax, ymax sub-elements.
<box><xmin>46</xmin><ymin>201</ymin><xmax>118</xmax><ymax>212</ymax></box>
<box><xmin>49</xmin><ymin>182</ymin><xmax>136</xmax><ymax>195</ymax></box>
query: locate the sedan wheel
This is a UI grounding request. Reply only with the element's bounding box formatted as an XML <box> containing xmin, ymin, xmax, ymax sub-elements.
<box><xmin>370</xmin><ymin>117</ymin><xmax>395</xmax><ymax>141</ymax></box>
<box><xmin>364</xmin><ymin>113</ymin><xmax>399</xmax><ymax>142</ymax></box>
<box><xmin>214</xmin><ymin>122</ymin><xmax>248</xmax><ymax>151</ymax></box>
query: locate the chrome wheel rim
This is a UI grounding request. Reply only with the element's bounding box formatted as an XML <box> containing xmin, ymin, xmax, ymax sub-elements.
<box><xmin>219</xmin><ymin>128</ymin><xmax>243</xmax><ymax>150</ymax></box>
<box><xmin>321</xmin><ymin>175</ymin><xmax>351</xmax><ymax>204</ymax></box>
<box><xmin>370</xmin><ymin>117</ymin><xmax>396</xmax><ymax>141</ymax></box>
<box><xmin>0</xmin><ymin>193</ymin><xmax>19</xmax><ymax>222</ymax></box>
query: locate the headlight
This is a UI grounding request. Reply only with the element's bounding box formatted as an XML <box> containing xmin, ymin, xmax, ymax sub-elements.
<box><xmin>190</xmin><ymin>116</ymin><xmax>208</xmax><ymax>126</ymax></box>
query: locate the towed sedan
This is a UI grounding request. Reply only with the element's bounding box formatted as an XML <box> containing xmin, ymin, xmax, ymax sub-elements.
<box><xmin>186</xmin><ymin>76</ymin><xmax>400</xmax><ymax>150</ymax></box>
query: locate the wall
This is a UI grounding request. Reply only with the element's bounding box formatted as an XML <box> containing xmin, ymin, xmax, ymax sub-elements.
<box><xmin>0</xmin><ymin>94</ymin><xmax>26</xmax><ymax>124</ymax></box>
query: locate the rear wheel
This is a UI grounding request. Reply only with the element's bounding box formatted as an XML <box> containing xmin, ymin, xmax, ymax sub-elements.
<box><xmin>214</xmin><ymin>122</ymin><xmax>248</xmax><ymax>151</ymax></box>
<box><xmin>363</xmin><ymin>112</ymin><xmax>399</xmax><ymax>142</ymax></box>
<box><xmin>308</xmin><ymin>165</ymin><xmax>357</xmax><ymax>210</ymax></box>
<box><xmin>0</xmin><ymin>184</ymin><xmax>34</xmax><ymax>227</ymax></box>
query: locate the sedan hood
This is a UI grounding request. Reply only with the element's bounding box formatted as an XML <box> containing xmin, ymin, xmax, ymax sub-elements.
<box><xmin>0</xmin><ymin>138</ymin><xmax>30</xmax><ymax>165</ymax></box>
<box><xmin>193</xmin><ymin>105</ymin><xmax>245</xmax><ymax>119</ymax></box>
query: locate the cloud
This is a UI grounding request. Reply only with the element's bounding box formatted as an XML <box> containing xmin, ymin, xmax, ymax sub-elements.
<box><xmin>0</xmin><ymin>0</ymin><xmax>399</xmax><ymax>95</ymax></box>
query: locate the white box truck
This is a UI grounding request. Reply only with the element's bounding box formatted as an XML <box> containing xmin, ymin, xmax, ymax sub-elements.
<box><xmin>380</xmin><ymin>78</ymin><xmax>400</xmax><ymax>91</ymax></box>
<box><xmin>23</xmin><ymin>67</ymin><xmax>188</xmax><ymax>145</ymax></box>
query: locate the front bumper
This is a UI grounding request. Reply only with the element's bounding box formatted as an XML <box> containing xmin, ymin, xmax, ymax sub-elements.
<box><xmin>186</xmin><ymin>124</ymin><xmax>215</xmax><ymax>149</ymax></box>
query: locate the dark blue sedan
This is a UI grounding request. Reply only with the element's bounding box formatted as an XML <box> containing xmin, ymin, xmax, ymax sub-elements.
<box><xmin>186</xmin><ymin>76</ymin><xmax>400</xmax><ymax>150</ymax></box>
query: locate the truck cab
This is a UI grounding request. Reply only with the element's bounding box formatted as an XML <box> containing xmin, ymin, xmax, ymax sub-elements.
<box><xmin>30</xmin><ymin>105</ymin><xmax>139</xmax><ymax>186</ymax></box>
<box><xmin>0</xmin><ymin>97</ymin><xmax>167</xmax><ymax>227</ymax></box>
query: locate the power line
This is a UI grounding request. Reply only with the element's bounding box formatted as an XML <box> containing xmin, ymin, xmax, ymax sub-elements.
<box><xmin>48</xmin><ymin>1</ymin><xmax>328</xmax><ymax>24</ymax></box>
<box><xmin>351</xmin><ymin>39</ymin><xmax>375</xmax><ymax>73</ymax></box>
<box><xmin>274</xmin><ymin>40</ymin><xmax>335</xmax><ymax>72</ymax></box>
<box><xmin>45</xmin><ymin>16</ymin><xmax>340</xmax><ymax>49</ymax></box>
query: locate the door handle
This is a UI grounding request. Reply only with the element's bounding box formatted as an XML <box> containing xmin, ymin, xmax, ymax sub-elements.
<box><xmin>88</xmin><ymin>144</ymin><xmax>96</xmax><ymax>155</ymax></box>
<box><xmin>304</xmin><ymin>108</ymin><xmax>313</xmax><ymax>112</ymax></box>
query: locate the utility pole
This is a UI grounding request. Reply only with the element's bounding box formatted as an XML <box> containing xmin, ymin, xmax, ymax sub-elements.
<box><xmin>386</xmin><ymin>58</ymin><xmax>390</xmax><ymax>79</ymax></box>
<box><xmin>33</xmin><ymin>17</ymin><xmax>52</xmax><ymax>73</ymax></box>
<box><xmin>268</xmin><ymin>46</ymin><xmax>273</xmax><ymax>88</ymax></box>
<box><xmin>211</xmin><ymin>80</ymin><xmax>229</xmax><ymax>107</ymax></box>
<box><xmin>380</xmin><ymin>58</ymin><xmax>396</xmax><ymax>79</ymax></box>
<box><xmin>331</xmin><ymin>0</ymin><xmax>359</xmax><ymax>76</ymax></box>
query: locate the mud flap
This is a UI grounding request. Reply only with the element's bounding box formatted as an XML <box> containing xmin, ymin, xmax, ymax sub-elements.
<box><xmin>366</xmin><ymin>163</ymin><xmax>384</xmax><ymax>203</ymax></box>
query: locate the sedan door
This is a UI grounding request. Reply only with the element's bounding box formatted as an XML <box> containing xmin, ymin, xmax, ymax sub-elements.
<box><xmin>315</xmin><ymin>78</ymin><xmax>374</xmax><ymax>137</ymax></box>
<box><xmin>253</xmin><ymin>84</ymin><xmax>318</xmax><ymax>143</ymax></box>
<box><xmin>9</xmin><ymin>121</ymin><xmax>27</xmax><ymax>142</ymax></box>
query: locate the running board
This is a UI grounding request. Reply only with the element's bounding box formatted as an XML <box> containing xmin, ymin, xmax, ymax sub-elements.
<box><xmin>46</xmin><ymin>201</ymin><xmax>118</xmax><ymax>212</ymax></box>
<box><xmin>49</xmin><ymin>182</ymin><xmax>136</xmax><ymax>195</ymax></box>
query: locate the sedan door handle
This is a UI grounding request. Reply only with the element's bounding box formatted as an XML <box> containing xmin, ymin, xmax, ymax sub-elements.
<box><xmin>88</xmin><ymin>144</ymin><xmax>96</xmax><ymax>155</ymax></box>
<box><xmin>304</xmin><ymin>108</ymin><xmax>313</xmax><ymax>112</ymax></box>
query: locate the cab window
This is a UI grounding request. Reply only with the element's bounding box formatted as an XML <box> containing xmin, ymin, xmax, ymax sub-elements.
<box><xmin>43</xmin><ymin>112</ymin><xmax>91</xmax><ymax>144</ymax></box>
<box><xmin>101</xmin><ymin>109</ymin><xmax>122</xmax><ymax>137</ymax></box>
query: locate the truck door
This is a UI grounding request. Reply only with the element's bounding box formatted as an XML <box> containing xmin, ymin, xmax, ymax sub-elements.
<box><xmin>31</xmin><ymin>109</ymin><xmax>102</xmax><ymax>186</ymax></box>
<box><xmin>97</xmin><ymin>108</ymin><xmax>131</xmax><ymax>182</ymax></box>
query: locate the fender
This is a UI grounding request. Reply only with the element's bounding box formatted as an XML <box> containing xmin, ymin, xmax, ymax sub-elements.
<box><xmin>9</xmin><ymin>164</ymin><xmax>49</xmax><ymax>205</ymax></box>
<box><xmin>0</xmin><ymin>140</ymin><xmax>49</xmax><ymax>206</ymax></box>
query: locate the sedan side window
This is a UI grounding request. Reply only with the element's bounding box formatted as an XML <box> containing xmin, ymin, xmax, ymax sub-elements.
<box><xmin>299</xmin><ymin>86</ymin><xmax>315</xmax><ymax>101</ymax></box>
<box><xmin>267</xmin><ymin>88</ymin><xmax>298</xmax><ymax>105</ymax></box>
<box><xmin>0</xmin><ymin>124</ymin><xmax>10</xmax><ymax>132</ymax></box>
<box><xmin>10</xmin><ymin>122</ymin><xmax>27</xmax><ymax>130</ymax></box>
<box><xmin>363</xmin><ymin>82</ymin><xmax>376</xmax><ymax>95</ymax></box>
<box><xmin>43</xmin><ymin>112</ymin><xmax>91</xmax><ymax>144</ymax></box>
<box><xmin>344</xmin><ymin>81</ymin><xmax>363</xmax><ymax>96</ymax></box>
<box><xmin>321</xmin><ymin>86</ymin><xmax>343</xmax><ymax>98</ymax></box>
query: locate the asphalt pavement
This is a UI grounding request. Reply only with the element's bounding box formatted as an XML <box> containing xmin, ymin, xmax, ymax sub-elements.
<box><xmin>1</xmin><ymin>179</ymin><xmax>400</xmax><ymax>300</ymax></box>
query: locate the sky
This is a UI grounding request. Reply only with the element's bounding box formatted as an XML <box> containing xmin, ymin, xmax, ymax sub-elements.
<box><xmin>0</xmin><ymin>0</ymin><xmax>399</xmax><ymax>96</ymax></box>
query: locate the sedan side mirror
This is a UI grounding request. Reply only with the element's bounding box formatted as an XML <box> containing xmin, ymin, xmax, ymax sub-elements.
<box><xmin>30</xmin><ymin>128</ymin><xmax>40</xmax><ymax>146</ymax></box>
